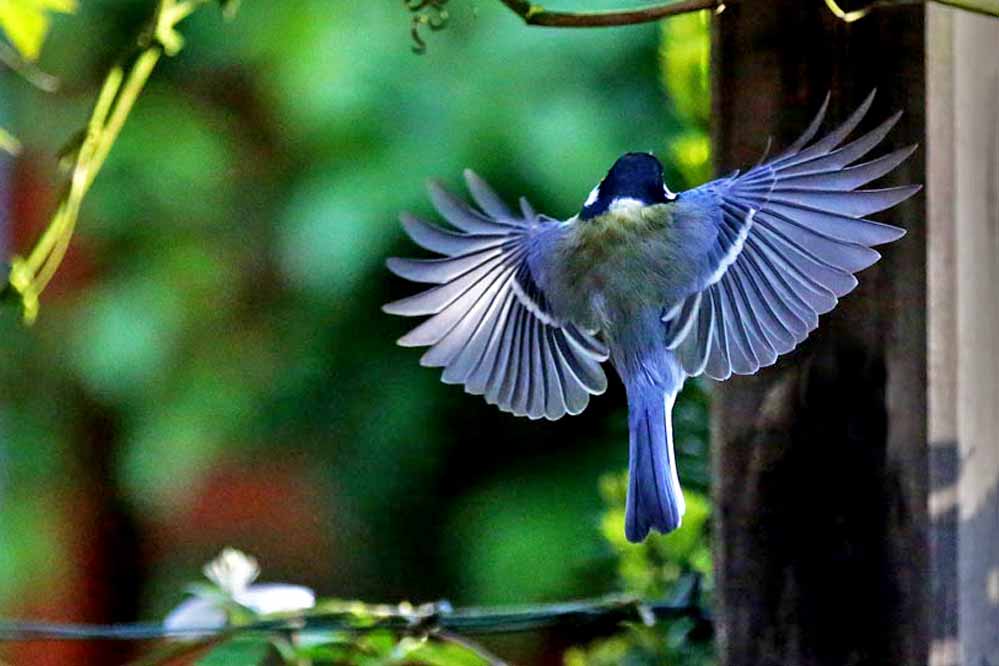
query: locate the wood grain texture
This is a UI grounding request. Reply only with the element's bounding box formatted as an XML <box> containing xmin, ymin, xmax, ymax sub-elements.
<box><xmin>710</xmin><ymin>2</ymin><xmax>929</xmax><ymax>665</ymax></box>
<box><xmin>948</xmin><ymin>8</ymin><xmax>999</xmax><ymax>664</ymax></box>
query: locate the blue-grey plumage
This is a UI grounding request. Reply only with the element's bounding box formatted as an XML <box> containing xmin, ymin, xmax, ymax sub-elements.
<box><xmin>383</xmin><ymin>91</ymin><xmax>921</xmax><ymax>542</ymax></box>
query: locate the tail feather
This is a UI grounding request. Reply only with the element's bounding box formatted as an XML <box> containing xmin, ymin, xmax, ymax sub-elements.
<box><xmin>625</xmin><ymin>388</ymin><xmax>685</xmax><ymax>542</ymax></box>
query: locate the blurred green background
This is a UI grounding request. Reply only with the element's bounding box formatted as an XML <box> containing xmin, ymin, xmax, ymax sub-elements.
<box><xmin>0</xmin><ymin>2</ymin><xmax>712</xmax><ymax>664</ymax></box>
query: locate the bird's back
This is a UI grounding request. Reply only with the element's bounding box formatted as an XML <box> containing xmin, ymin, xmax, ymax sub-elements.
<box><xmin>542</xmin><ymin>195</ymin><xmax>719</xmax><ymax>337</ymax></box>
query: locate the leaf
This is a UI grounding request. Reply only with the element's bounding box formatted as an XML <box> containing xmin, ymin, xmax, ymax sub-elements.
<box><xmin>0</xmin><ymin>126</ymin><xmax>21</xmax><ymax>155</ymax></box>
<box><xmin>0</xmin><ymin>0</ymin><xmax>77</xmax><ymax>61</ymax></box>
<box><xmin>195</xmin><ymin>637</ymin><xmax>274</xmax><ymax>666</ymax></box>
<box><xmin>406</xmin><ymin>640</ymin><xmax>491</xmax><ymax>666</ymax></box>
<box><xmin>218</xmin><ymin>0</ymin><xmax>240</xmax><ymax>19</ymax></box>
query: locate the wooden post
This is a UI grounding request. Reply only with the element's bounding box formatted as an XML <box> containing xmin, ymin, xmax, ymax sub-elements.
<box><xmin>711</xmin><ymin>2</ymin><xmax>999</xmax><ymax>665</ymax></box>
<box><xmin>926</xmin><ymin>6</ymin><xmax>999</xmax><ymax>665</ymax></box>
<box><xmin>710</xmin><ymin>2</ymin><xmax>929</xmax><ymax>665</ymax></box>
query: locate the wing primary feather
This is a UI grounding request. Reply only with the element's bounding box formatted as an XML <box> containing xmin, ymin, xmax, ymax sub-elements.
<box><xmin>441</xmin><ymin>271</ymin><xmax>518</xmax><ymax>384</ymax></box>
<box><xmin>664</xmin><ymin>291</ymin><xmax>702</xmax><ymax>348</ymax></box>
<box><xmin>774</xmin><ymin>111</ymin><xmax>904</xmax><ymax>178</ymax></box>
<box><xmin>776</xmin><ymin>144</ymin><xmax>918</xmax><ymax>192</ymax></box>
<box><xmin>386</xmin><ymin>246</ymin><xmax>506</xmax><ymax>284</ymax></box>
<box><xmin>775</xmin><ymin>91</ymin><xmax>831</xmax><ymax>159</ymax></box>
<box><xmin>775</xmin><ymin>89</ymin><xmax>877</xmax><ymax>166</ymax></box>
<box><xmin>752</xmin><ymin>222</ymin><xmax>858</xmax><ymax>297</ymax></box>
<box><xmin>739</xmin><ymin>248</ymin><xmax>812</xmax><ymax>340</ymax></box>
<box><xmin>548</xmin><ymin>328</ymin><xmax>590</xmax><ymax>415</ymax></box>
<box><xmin>384</xmin><ymin>255</ymin><xmax>506</xmax><ymax>318</ymax></box>
<box><xmin>681</xmin><ymin>290</ymin><xmax>715</xmax><ymax>377</ymax></box>
<box><xmin>496</xmin><ymin>304</ymin><xmax>528</xmax><ymax>412</ymax></box>
<box><xmin>752</xmin><ymin>208</ymin><xmax>881</xmax><ymax>273</ymax></box>
<box><xmin>541</xmin><ymin>328</ymin><xmax>567</xmax><ymax>419</ymax></box>
<box><xmin>465</xmin><ymin>291</ymin><xmax>516</xmax><ymax>394</ymax></box>
<box><xmin>748</xmin><ymin>234</ymin><xmax>839</xmax><ymax>313</ymax></box>
<box><xmin>428</xmin><ymin>180</ymin><xmax>515</xmax><ymax>234</ymax></box>
<box><xmin>528</xmin><ymin>320</ymin><xmax>548</xmax><ymax>420</ymax></box>
<box><xmin>394</xmin><ymin>273</ymin><xmax>501</xmax><ymax>347</ymax></box>
<box><xmin>705</xmin><ymin>288</ymin><xmax>732</xmax><ymax>380</ymax></box>
<box><xmin>564</xmin><ymin>325</ymin><xmax>609</xmax><ymax>361</ymax></box>
<box><xmin>511</xmin><ymin>310</ymin><xmax>535</xmax><ymax>416</ymax></box>
<box><xmin>485</xmin><ymin>300</ymin><xmax>523</xmax><ymax>406</ymax></box>
<box><xmin>728</xmin><ymin>261</ymin><xmax>789</xmax><ymax>348</ymax></box>
<box><xmin>463</xmin><ymin>169</ymin><xmax>517</xmax><ymax>221</ymax></box>
<box><xmin>421</xmin><ymin>263</ymin><xmax>516</xmax><ymax>367</ymax></box>
<box><xmin>768</xmin><ymin>186</ymin><xmax>922</xmax><ymax>219</ymax></box>
<box><xmin>399</xmin><ymin>212</ymin><xmax>505</xmax><ymax>256</ymax></box>
<box><xmin>728</xmin><ymin>263</ymin><xmax>779</xmax><ymax>365</ymax></box>
<box><xmin>519</xmin><ymin>197</ymin><xmax>537</xmax><ymax>220</ymax></box>
<box><xmin>553</xmin><ymin>332</ymin><xmax>607</xmax><ymax>394</ymax></box>
<box><xmin>718</xmin><ymin>279</ymin><xmax>758</xmax><ymax>374</ymax></box>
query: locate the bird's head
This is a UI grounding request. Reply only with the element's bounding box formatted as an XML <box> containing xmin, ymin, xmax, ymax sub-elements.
<box><xmin>580</xmin><ymin>152</ymin><xmax>676</xmax><ymax>221</ymax></box>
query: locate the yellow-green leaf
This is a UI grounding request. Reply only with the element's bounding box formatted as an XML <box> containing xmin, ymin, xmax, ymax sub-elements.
<box><xmin>0</xmin><ymin>0</ymin><xmax>77</xmax><ymax>61</ymax></box>
<box><xmin>0</xmin><ymin>126</ymin><xmax>21</xmax><ymax>155</ymax></box>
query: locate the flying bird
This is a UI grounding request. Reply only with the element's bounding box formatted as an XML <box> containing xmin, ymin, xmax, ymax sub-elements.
<box><xmin>383</xmin><ymin>92</ymin><xmax>919</xmax><ymax>542</ymax></box>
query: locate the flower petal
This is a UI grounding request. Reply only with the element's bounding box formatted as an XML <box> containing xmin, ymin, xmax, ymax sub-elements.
<box><xmin>235</xmin><ymin>584</ymin><xmax>316</xmax><ymax>615</ymax></box>
<box><xmin>163</xmin><ymin>597</ymin><xmax>227</xmax><ymax>636</ymax></box>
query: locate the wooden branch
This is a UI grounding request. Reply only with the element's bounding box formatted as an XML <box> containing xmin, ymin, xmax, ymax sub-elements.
<box><xmin>497</xmin><ymin>0</ymin><xmax>997</xmax><ymax>29</ymax></box>
<box><xmin>496</xmin><ymin>0</ymin><xmax>722</xmax><ymax>27</ymax></box>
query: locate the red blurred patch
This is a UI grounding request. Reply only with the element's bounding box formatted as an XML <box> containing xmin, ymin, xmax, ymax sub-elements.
<box><xmin>10</xmin><ymin>153</ymin><xmax>99</xmax><ymax>302</ymax></box>
<box><xmin>151</xmin><ymin>454</ymin><xmax>338</xmax><ymax>590</ymax></box>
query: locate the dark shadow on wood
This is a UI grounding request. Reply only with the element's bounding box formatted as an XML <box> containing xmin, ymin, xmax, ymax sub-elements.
<box><xmin>710</xmin><ymin>2</ymin><xmax>929</xmax><ymax>665</ymax></box>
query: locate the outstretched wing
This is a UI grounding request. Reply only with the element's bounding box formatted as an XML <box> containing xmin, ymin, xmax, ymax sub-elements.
<box><xmin>383</xmin><ymin>170</ymin><xmax>609</xmax><ymax>420</ymax></box>
<box><xmin>664</xmin><ymin>90</ymin><xmax>920</xmax><ymax>380</ymax></box>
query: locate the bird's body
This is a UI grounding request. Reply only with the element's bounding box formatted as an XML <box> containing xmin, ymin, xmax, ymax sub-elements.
<box><xmin>384</xmin><ymin>92</ymin><xmax>920</xmax><ymax>542</ymax></box>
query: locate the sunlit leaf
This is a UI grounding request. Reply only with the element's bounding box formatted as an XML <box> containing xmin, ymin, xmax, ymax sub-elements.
<box><xmin>405</xmin><ymin>639</ymin><xmax>491</xmax><ymax>666</ymax></box>
<box><xmin>0</xmin><ymin>126</ymin><xmax>21</xmax><ymax>154</ymax></box>
<box><xmin>0</xmin><ymin>0</ymin><xmax>76</xmax><ymax>61</ymax></box>
<box><xmin>195</xmin><ymin>637</ymin><xmax>273</xmax><ymax>666</ymax></box>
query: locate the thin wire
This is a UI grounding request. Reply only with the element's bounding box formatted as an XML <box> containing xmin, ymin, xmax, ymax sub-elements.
<box><xmin>0</xmin><ymin>579</ymin><xmax>707</xmax><ymax>642</ymax></box>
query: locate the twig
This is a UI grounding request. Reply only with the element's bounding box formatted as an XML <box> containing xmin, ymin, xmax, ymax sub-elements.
<box><xmin>826</xmin><ymin>0</ymin><xmax>997</xmax><ymax>22</ymax></box>
<box><xmin>499</xmin><ymin>0</ymin><xmax>997</xmax><ymax>29</ymax></box>
<box><xmin>1</xmin><ymin>0</ymin><xmax>230</xmax><ymax>325</ymax></box>
<box><xmin>0</xmin><ymin>40</ymin><xmax>60</xmax><ymax>92</ymax></box>
<box><xmin>496</xmin><ymin>0</ymin><xmax>724</xmax><ymax>27</ymax></box>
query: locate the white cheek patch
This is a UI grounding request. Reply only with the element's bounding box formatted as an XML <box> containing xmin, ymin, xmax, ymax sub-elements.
<box><xmin>663</xmin><ymin>183</ymin><xmax>677</xmax><ymax>201</ymax></box>
<box><xmin>584</xmin><ymin>184</ymin><xmax>601</xmax><ymax>207</ymax></box>
<box><xmin>608</xmin><ymin>197</ymin><xmax>645</xmax><ymax>214</ymax></box>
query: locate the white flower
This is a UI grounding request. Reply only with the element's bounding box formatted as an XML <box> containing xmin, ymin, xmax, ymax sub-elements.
<box><xmin>164</xmin><ymin>549</ymin><xmax>316</xmax><ymax>635</ymax></box>
<box><xmin>203</xmin><ymin>547</ymin><xmax>261</xmax><ymax>596</ymax></box>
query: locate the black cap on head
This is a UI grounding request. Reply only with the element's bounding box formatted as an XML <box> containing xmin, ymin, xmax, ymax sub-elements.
<box><xmin>580</xmin><ymin>152</ymin><xmax>670</xmax><ymax>220</ymax></box>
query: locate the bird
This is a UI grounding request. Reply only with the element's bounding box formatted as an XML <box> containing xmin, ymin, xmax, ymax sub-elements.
<box><xmin>382</xmin><ymin>91</ymin><xmax>920</xmax><ymax>543</ymax></box>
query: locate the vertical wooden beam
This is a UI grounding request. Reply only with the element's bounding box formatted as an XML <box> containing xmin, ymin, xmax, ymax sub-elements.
<box><xmin>710</xmin><ymin>2</ymin><xmax>930</xmax><ymax>665</ymax></box>
<box><xmin>927</xmin><ymin>6</ymin><xmax>999</xmax><ymax>665</ymax></box>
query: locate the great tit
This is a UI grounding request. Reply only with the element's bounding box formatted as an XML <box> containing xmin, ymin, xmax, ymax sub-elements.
<box><xmin>383</xmin><ymin>91</ymin><xmax>919</xmax><ymax>542</ymax></box>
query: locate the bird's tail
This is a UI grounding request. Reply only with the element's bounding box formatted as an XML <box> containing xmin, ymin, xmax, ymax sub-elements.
<box><xmin>624</xmin><ymin>378</ymin><xmax>685</xmax><ymax>542</ymax></box>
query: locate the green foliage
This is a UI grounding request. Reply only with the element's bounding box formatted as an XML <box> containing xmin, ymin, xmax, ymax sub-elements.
<box><xmin>660</xmin><ymin>10</ymin><xmax>712</xmax><ymax>187</ymax></box>
<box><xmin>564</xmin><ymin>481</ymin><xmax>714</xmax><ymax>666</ymax></box>
<box><xmin>0</xmin><ymin>125</ymin><xmax>21</xmax><ymax>154</ymax></box>
<box><xmin>0</xmin><ymin>0</ymin><xmax>75</xmax><ymax>61</ymax></box>
<box><xmin>274</xmin><ymin>632</ymin><xmax>491</xmax><ymax>666</ymax></box>
<box><xmin>0</xmin><ymin>3</ymin><xmax>715</xmax><ymax>666</ymax></box>
<box><xmin>196</xmin><ymin>637</ymin><xmax>275</xmax><ymax>666</ymax></box>
<box><xmin>565</xmin><ymin>380</ymin><xmax>714</xmax><ymax>666</ymax></box>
